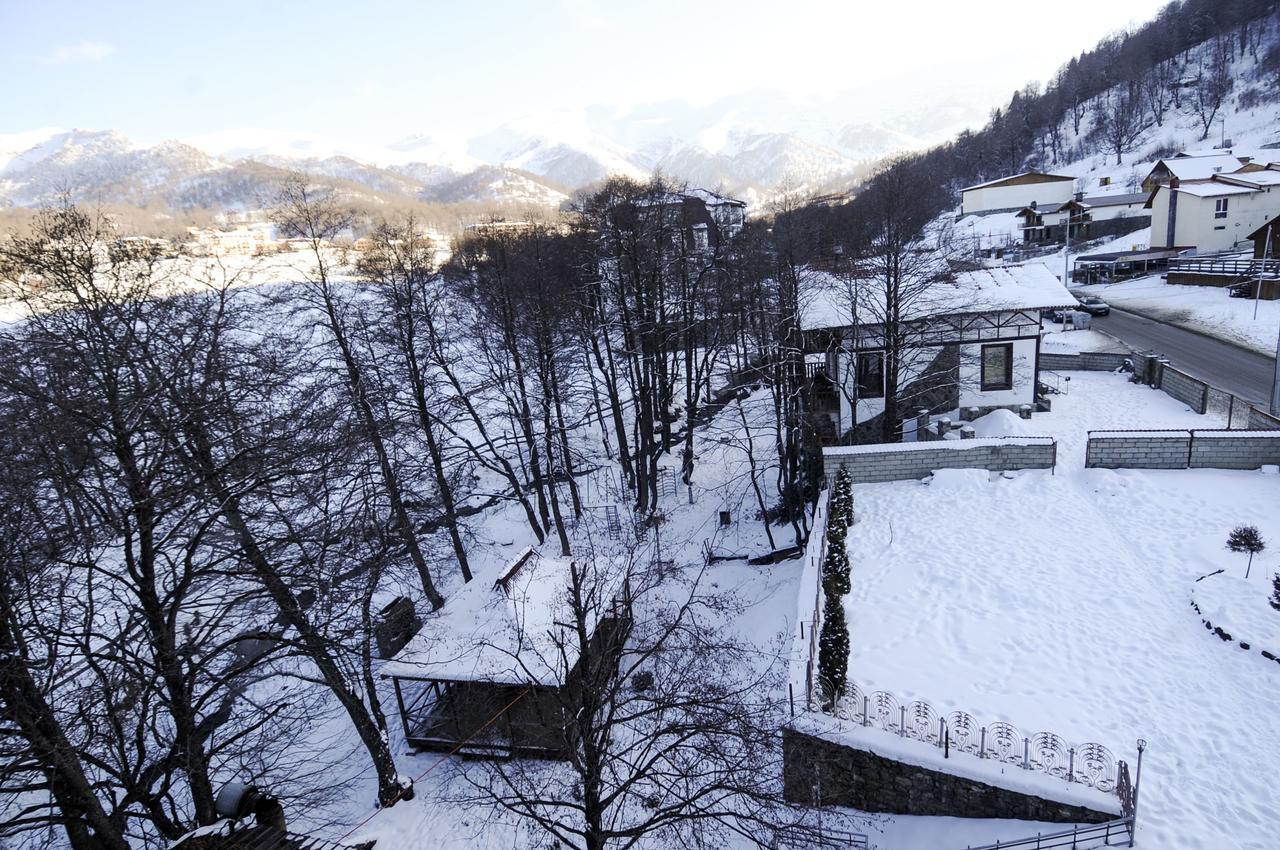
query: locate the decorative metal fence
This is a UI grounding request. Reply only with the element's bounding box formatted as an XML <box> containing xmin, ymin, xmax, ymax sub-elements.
<box><xmin>825</xmin><ymin>681</ymin><xmax>1130</xmax><ymax>795</ymax></box>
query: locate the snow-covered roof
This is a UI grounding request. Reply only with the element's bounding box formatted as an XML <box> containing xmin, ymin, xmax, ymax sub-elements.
<box><xmin>382</xmin><ymin>553</ymin><xmax>627</xmax><ymax>686</ymax></box>
<box><xmin>1219</xmin><ymin>170</ymin><xmax>1280</xmax><ymax>188</ymax></box>
<box><xmin>961</xmin><ymin>171</ymin><xmax>1074</xmax><ymax>192</ymax></box>
<box><xmin>800</xmin><ymin>262</ymin><xmax>1074</xmax><ymax>331</ymax></box>
<box><xmin>1152</xmin><ymin>154</ymin><xmax>1245</xmax><ymax>182</ymax></box>
<box><xmin>1171</xmin><ymin>181</ymin><xmax>1257</xmax><ymax>198</ymax></box>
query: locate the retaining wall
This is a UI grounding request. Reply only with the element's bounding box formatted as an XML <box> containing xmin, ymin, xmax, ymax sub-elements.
<box><xmin>1039</xmin><ymin>351</ymin><xmax>1132</xmax><ymax>372</ymax></box>
<box><xmin>783</xmin><ymin>729</ymin><xmax>1117</xmax><ymax>823</ymax></box>
<box><xmin>822</xmin><ymin>438</ymin><xmax>1056</xmax><ymax>484</ymax></box>
<box><xmin>1085</xmin><ymin>430</ymin><xmax>1280</xmax><ymax>470</ymax></box>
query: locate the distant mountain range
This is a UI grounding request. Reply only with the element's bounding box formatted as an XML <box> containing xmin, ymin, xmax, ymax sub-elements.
<box><xmin>0</xmin><ymin>89</ymin><xmax>994</xmax><ymax>213</ymax></box>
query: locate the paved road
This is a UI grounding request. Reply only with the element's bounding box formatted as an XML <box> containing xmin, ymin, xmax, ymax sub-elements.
<box><xmin>1092</xmin><ymin>308</ymin><xmax>1277</xmax><ymax>405</ymax></box>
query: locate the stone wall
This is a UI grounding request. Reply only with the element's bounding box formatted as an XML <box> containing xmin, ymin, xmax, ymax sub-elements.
<box><xmin>783</xmin><ymin>729</ymin><xmax>1117</xmax><ymax>823</ymax></box>
<box><xmin>1157</xmin><ymin>364</ymin><xmax>1208</xmax><ymax>414</ymax></box>
<box><xmin>1085</xmin><ymin>430</ymin><xmax>1280</xmax><ymax>470</ymax></box>
<box><xmin>1039</xmin><ymin>351</ymin><xmax>1132</xmax><ymax>372</ymax></box>
<box><xmin>1084</xmin><ymin>432</ymin><xmax>1191</xmax><ymax>469</ymax></box>
<box><xmin>822</xmin><ymin>439</ymin><xmax>1056</xmax><ymax>484</ymax></box>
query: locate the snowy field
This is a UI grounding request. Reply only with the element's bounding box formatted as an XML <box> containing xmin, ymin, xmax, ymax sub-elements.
<box><xmin>840</xmin><ymin>373</ymin><xmax>1279</xmax><ymax>850</ymax></box>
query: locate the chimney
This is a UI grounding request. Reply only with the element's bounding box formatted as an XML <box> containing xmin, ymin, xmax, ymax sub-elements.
<box><xmin>1169</xmin><ymin>176</ymin><xmax>1180</xmax><ymax>190</ymax></box>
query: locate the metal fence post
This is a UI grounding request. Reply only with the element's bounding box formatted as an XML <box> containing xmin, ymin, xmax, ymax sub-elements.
<box><xmin>979</xmin><ymin>727</ymin><xmax>987</xmax><ymax>759</ymax></box>
<box><xmin>1023</xmin><ymin>737</ymin><xmax>1030</xmax><ymax>770</ymax></box>
<box><xmin>1131</xmin><ymin>739</ymin><xmax>1146</xmax><ymax>848</ymax></box>
<box><xmin>1068</xmin><ymin>747</ymin><xmax>1075</xmax><ymax>783</ymax></box>
<box><xmin>861</xmin><ymin>695</ymin><xmax>869</xmax><ymax>727</ymax></box>
<box><xmin>898</xmin><ymin>706</ymin><xmax>906</xmax><ymax>737</ymax></box>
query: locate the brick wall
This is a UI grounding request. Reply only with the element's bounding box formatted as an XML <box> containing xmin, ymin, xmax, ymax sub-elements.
<box><xmin>783</xmin><ymin>729</ymin><xmax>1118</xmax><ymax>823</ymax></box>
<box><xmin>1039</xmin><ymin>351</ymin><xmax>1132</xmax><ymax>372</ymax></box>
<box><xmin>1085</xmin><ymin>431</ymin><xmax>1280</xmax><ymax>470</ymax></box>
<box><xmin>823</xmin><ymin>439</ymin><xmax>1056</xmax><ymax>484</ymax></box>
<box><xmin>1157</xmin><ymin>364</ymin><xmax>1208</xmax><ymax>414</ymax></box>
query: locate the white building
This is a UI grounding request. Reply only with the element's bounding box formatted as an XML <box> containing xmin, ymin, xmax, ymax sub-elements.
<box><xmin>960</xmin><ymin>172</ymin><xmax>1076</xmax><ymax>216</ymax></box>
<box><xmin>800</xmin><ymin>263</ymin><xmax>1074</xmax><ymax>440</ymax></box>
<box><xmin>1147</xmin><ymin>166</ymin><xmax>1280</xmax><ymax>253</ymax></box>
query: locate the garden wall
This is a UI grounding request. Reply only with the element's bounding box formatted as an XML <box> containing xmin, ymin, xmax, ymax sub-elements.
<box><xmin>1039</xmin><ymin>351</ymin><xmax>1132</xmax><ymax>372</ymax></box>
<box><xmin>782</xmin><ymin>729</ymin><xmax>1118</xmax><ymax>823</ymax></box>
<box><xmin>1085</xmin><ymin>430</ymin><xmax>1280</xmax><ymax>470</ymax></box>
<box><xmin>1157</xmin><ymin>364</ymin><xmax>1209</xmax><ymax>414</ymax></box>
<box><xmin>822</xmin><ymin>438</ymin><xmax>1056</xmax><ymax>484</ymax></box>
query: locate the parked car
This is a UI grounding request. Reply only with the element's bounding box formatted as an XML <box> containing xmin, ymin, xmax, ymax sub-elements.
<box><xmin>1075</xmin><ymin>296</ymin><xmax>1110</xmax><ymax>316</ymax></box>
<box><xmin>1043</xmin><ymin>306</ymin><xmax>1074</xmax><ymax>323</ymax></box>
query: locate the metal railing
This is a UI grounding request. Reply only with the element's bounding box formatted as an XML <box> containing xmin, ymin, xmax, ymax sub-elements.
<box><xmin>824</xmin><ymin>681</ymin><xmax>1134</xmax><ymax>796</ymax></box>
<box><xmin>960</xmin><ymin>817</ymin><xmax>1134</xmax><ymax>850</ymax></box>
<box><xmin>1167</xmin><ymin>257</ymin><xmax>1280</xmax><ymax>277</ymax></box>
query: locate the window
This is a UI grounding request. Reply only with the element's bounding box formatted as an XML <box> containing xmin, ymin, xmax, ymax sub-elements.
<box><xmin>980</xmin><ymin>343</ymin><xmax>1013</xmax><ymax>392</ymax></box>
<box><xmin>1099</xmin><ymin>176</ymin><xmax>1111</xmax><ymax>187</ymax></box>
<box><xmin>1215</xmin><ymin>198</ymin><xmax>1229</xmax><ymax>219</ymax></box>
<box><xmin>691</xmin><ymin>223</ymin><xmax>709</xmax><ymax>250</ymax></box>
<box><xmin>855</xmin><ymin>351</ymin><xmax>884</xmax><ymax>399</ymax></box>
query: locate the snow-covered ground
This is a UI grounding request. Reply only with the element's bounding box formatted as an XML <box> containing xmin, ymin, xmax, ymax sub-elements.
<box><xmin>838</xmin><ymin>373</ymin><xmax>1279</xmax><ymax>850</ymax></box>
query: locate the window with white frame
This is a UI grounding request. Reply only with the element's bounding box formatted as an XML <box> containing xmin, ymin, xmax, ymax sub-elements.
<box><xmin>1215</xmin><ymin>198</ymin><xmax>1229</xmax><ymax>219</ymax></box>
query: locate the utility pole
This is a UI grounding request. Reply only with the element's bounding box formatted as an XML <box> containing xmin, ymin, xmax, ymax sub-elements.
<box><xmin>1272</xmin><ymin>313</ymin><xmax>1280</xmax><ymax>417</ymax></box>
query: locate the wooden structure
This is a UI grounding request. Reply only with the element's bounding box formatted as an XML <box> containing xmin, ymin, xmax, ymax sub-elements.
<box><xmin>384</xmin><ymin>554</ymin><xmax>631</xmax><ymax>760</ymax></box>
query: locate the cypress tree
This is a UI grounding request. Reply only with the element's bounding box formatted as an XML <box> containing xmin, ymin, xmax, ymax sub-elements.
<box><xmin>818</xmin><ymin>593</ymin><xmax>850</xmax><ymax>705</ymax></box>
<box><xmin>822</xmin><ymin>540</ymin><xmax>851</xmax><ymax>597</ymax></box>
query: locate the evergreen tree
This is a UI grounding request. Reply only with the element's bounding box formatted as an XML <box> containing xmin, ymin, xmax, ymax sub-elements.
<box><xmin>818</xmin><ymin>593</ymin><xmax>850</xmax><ymax>705</ymax></box>
<box><xmin>822</xmin><ymin>542</ymin><xmax>851</xmax><ymax>597</ymax></box>
<box><xmin>1270</xmin><ymin>572</ymin><xmax>1280</xmax><ymax>613</ymax></box>
<box><xmin>1226</xmin><ymin>526</ymin><xmax>1266</xmax><ymax>579</ymax></box>
<box><xmin>831</xmin><ymin>468</ymin><xmax>855</xmax><ymax>529</ymax></box>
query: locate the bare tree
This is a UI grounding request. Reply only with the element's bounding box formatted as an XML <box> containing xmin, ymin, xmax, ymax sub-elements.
<box><xmin>1190</xmin><ymin>36</ymin><xmax>1234</xmax><ymax>140</ymax></box>
<box><xmin>272</xmin><ymin>174</ymin><xmax>445</xmax><ymax>611</ymax></box>
<box><xmin>1090</xmin><ymin>82</ymin><xmax>1151</xmax><ymax>165</ymax></box>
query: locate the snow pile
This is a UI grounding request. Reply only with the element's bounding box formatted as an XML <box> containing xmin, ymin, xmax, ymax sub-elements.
<box><xmin>925</xmin><ymin>468</ymin><xmax>990</xmax><ymax>490</ymax></box>
<box><xmin>967</xmin><ymin>408</ymin><xmax>1033</xmax><ymax>438</ymax></box>
<box><xmin>1192</xmin><ymin>569</ymin><xmax>1280</xmax><ymax>657</ymax></box>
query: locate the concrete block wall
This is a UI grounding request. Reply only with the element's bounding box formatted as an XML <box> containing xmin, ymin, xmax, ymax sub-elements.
<box><xmin>1039</xmin><ymin>351</ymin><xmax>1132</xmax><ymax>372</ymax></box>
<box><xmin>1085</xmin><ymin>431</ymin><xmax>1280</xmax><ymax>470</ymax></box>
<box><xmin>823</xmin><ymin>439</ymin><xmax>1056</xmax><ymax>484</ymax></box>
<box><xmin>1188</xmin><ymin>433</ymin><xmax>1280</xmax><ymax>469</ymax></box>
<box><xmin>1158</xmin><ymin>365</ymin><xmax>1208</xmax><ymax>414</ymax></box>
<box><xmin>1084</xmin><ymin>433</ymin><xmax>1191</xmax><ymax>469</ymax></box>
<box><xmin>1248</xmin><ymin>407</ymin><xmax>1280</xmax><ymax>430</ymax></box>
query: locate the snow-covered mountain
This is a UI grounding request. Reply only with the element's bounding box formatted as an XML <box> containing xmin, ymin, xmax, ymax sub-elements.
<box><xmin>0</xmin><ymin>87</ymin><xmax>995</xmax><ymax>213</ymax></box>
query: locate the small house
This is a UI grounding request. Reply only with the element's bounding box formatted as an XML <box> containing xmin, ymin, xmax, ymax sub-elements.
<box><xmin>799</xmin><ymin>263</ymin><xmax>1074</xmax><ymax>441</ymax></box>
<box><xmin>1148</xmin><ymin>166</ymin><xmax>1280</xmax><ymax>253</ymax></box>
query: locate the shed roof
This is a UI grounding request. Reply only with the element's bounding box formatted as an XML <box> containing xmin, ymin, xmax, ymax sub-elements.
<box><xmin>1080</xmin><ymin>192</ymin><xmax>1148</xmax><ymax>208</ymax></box>
<box><xmin>382</xmin><ymin>552</ymin><xmax>626</xmax><ymax>686</ymax></box>
<box><xmin>800</xmin><ymin>262</ymin><xmax>1073</xmax><ymax>331</ymax></box>
<box><xmin>962</xmin><ymin>171</ymin><xmax>1074</xmax><ymax>192</ymax></box>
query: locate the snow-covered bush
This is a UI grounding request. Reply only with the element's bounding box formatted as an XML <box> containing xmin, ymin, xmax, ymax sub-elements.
<box><xmin>833</xmin><ymin>467</ymin><xmax>855</xmax><ymax>527</ymax></box>
<box><xmin>818</xmin><ymin>594</ymin><xmax>849</xmax><ymax>704</ymax></box>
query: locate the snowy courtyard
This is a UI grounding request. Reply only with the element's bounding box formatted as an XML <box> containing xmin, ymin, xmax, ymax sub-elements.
<box><xmin>840</xmin><ymin>373</ymin><xmax>1280</xmax><ymax>850</ymax></box>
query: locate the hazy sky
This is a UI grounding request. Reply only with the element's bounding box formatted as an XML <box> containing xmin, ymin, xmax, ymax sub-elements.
<box><xmin>1</xmin><ymin>0</ymin><xmax>1172</xmax><ymax>142</ymax></box>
